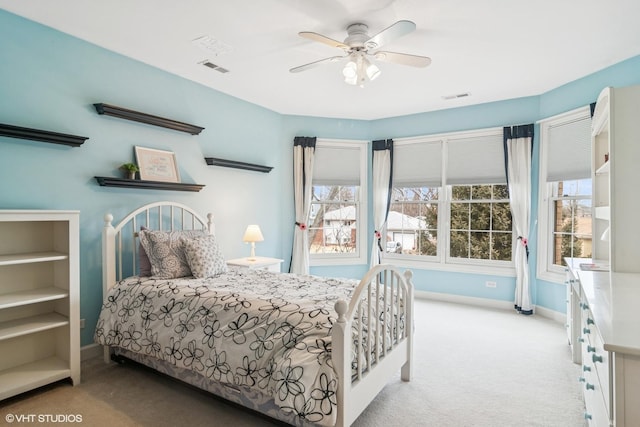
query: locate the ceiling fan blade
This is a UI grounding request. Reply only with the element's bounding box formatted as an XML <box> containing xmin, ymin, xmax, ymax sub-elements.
<box><xmin>289</xmin><ymin>55</ymin><xmax>347</xmax><ymax>73</ymax></box>
<box><xmin>298</xmin><ymin>31</ymin><xmax>349</xmax><ymax>50</ymax></box>
<box><xmin>365</xmin><ymin>20</ymin><xmax>416</xmax><ymax>50</ymax></box>
<box><xmin>373</xmin><ymin>51</ymin><xmax>432</xmax><ymax>68</ymax></box>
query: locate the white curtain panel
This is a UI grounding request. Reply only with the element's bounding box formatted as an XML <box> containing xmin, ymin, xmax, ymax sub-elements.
<box><xmin>370</xmin><ymin>141</ymin><xmax>393</xmax><ymax>268</ymax></box>
<box><xmin>291</xmin><ymin>139</ymin><xmax>315</xmax><ymax>274</ymax></box>
<box><xmin>505</xmin><ymin>127</ymin><xmax>533</xmax><ymax>314</ymax></box>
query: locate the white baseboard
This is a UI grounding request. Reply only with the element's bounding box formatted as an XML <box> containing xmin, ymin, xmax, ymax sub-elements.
<box><xmin>415</xmin><ymin>290</ymin><xmax>566</xmax><ymax>323</ymax></box>
<box><xmin>81</xmin><ymin>343</ymin><xmax>103</xmax><ymax>361</ymax></box>
<box><xmin>533</xmin><ymin>304</ymin><xmax>567</xmax><ymax>324</ymax></box>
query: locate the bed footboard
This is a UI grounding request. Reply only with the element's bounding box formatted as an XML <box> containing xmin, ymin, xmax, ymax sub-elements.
<box><xmin>332</xmin><ymin>264</ymin><xmax>414</xmax><ymax>427</ymax></box>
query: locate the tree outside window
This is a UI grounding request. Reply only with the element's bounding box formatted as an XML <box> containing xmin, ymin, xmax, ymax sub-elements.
<box><xmin>449</xmin><ymin>185</ymin><xmax>512</xmax><ymax>261</ymax></box>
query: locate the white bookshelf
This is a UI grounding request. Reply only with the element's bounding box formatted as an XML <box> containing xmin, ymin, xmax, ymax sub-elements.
<box><xmin>0</xmin><ymin>210</ymin><xmax>80</xmax><ymax>400</ymax></box>
<box><xmin>574</xmin><ymin>84</ymin><xmax>640</xmax><ymax>425</ymax></box>
<box><xmin>591</xmin><ymin>84</ymin><xmax>640</xmax><ymax>272</ymax></box>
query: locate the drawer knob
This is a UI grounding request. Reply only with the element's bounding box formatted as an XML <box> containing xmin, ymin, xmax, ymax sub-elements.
<box><xmin>587</xmin><ymin>345</ymin><xmax>596</xmax><ymax>353</ymax></box>
<box><xmin>586</xmin><ymin>383</ymin><xmax>595</xmax><ymax>391</ymax></box>
<box><xmin>583</xmin><ymin>327</ymin><xmax>591</xmax><ymax>334</ymax></box>
<box><xmin>578</xmin><ymin>338</ymin><xmax>585</xmax><ymax>343</ymax></box>
<box><xmin>582</xmin><ymin>303</ymin><xmax>589</xmax><ymax>310</ymax></box>
<box><xmin>578</xmin><ymin>376</ymin><xmax>586</xmax><ymax>383</ymax></box>
<box><xmin>587</xmin><ymin>318</ymin><xmax>595</xmax><ymax>325</ymax></box>
<box><xmin>583</xmin><ymin>365</ymin><xmax>591</xmax><ymax>372</ymax></box>
<box><xmin>593</xmin><ymin>354</ymin><xmax>603</xmax><ymax>364</ymax></box>
<box><xmin>584</xmin><ymin>413</ymin><xmax>592</xmax><ymax>420</ymax></box>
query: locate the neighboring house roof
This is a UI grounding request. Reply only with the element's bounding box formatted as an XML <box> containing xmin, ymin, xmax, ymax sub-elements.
<box><xmin>323</xmin><ymin>206</ymin><xmax>356</xmax><ymax>221</ymax></box>
<box><xmin>386</xmin><ymin>211</ymin><xmax>426</xmax><ymax>230</ymax></box>
<box><xmin>322</xmin><ymin>207</ymin><xmax>425</xmax><ymax>230</ymax></box>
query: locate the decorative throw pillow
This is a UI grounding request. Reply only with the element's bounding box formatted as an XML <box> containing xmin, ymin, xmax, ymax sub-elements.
<box><xmin>183</xmin><ymin>234</ymin><xmax>228</xmax><ymax>279</ymax></box>
<box><xmin>138</xmin><ymin>226</ymin><xmax>152</xmax><ymax>277</ymax></box>
<box><xmin>138</xmin><ymin>229</ymin><xmax>208</xmax><ymax>278</ymax></box>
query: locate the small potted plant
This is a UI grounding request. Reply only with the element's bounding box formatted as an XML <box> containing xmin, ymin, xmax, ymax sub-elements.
<box><xmin>119</xmin><ymin>162</ymin><xmax>139</xmax><ymax>180</ymax></box>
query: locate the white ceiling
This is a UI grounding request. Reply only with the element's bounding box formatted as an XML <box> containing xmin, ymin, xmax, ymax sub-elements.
<box><xmin>2</xmin><ymin>0</ymin><xmax>640</xmax><ymax>120</ymax></box>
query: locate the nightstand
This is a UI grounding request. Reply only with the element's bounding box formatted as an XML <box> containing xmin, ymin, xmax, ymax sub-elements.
<box><xmin>226</xmin><ymin>256</ymin><xmax>283</xmax><ymax>273</ymax></box>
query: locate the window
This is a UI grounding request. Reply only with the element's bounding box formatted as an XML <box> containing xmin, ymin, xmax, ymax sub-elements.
<box><xmin>309</xmin><ymin>185</ymin><xmax>358</xmax><ymax>254</ymax></box>
<box><xmin>387</xmin><ymin>138</ymin><xmax>441</xmax><ymax>261</ymax></box>
<box><xmin>449</xmin><ymin>184</ymin><xmax>512</xmax><ymax>263</ymax></box>
<box><xmin>308</xmin><ymin>139</ymin><xmax>368</xmax><ymax>265</ymax></box>
<box><xmin>386</xmin><ymin>129</ymin><xmax>513</xmax><ymax>273</ymax></box>
<box><xmin>549</xmin><ymin>180</ymin><xmax>592</xmax><ymax>266</ymax></box>
<box><xmin>389</xmin><ymin>187</ymin><xmax>439</xmax><ymax>257</ymax></box>
<box><xmin>537</xmin><ymin>106</ymin><xmax>592</xmax><ymax>282</ymax></box>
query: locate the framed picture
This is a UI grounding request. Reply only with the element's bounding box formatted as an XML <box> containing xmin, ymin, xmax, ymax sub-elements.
<box><xmin>135</xmin><ymin>146</ymin><xmax>181</xmax><ymax>182</ymax></box>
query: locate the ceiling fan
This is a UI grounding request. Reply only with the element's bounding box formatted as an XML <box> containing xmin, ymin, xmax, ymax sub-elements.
<box><xmin>290</xmin><ymin>20</ymin><xmax>431</xmax><ymax>86</ymax></box>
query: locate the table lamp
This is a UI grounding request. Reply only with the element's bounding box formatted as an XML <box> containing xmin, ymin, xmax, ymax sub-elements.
<box><xmin>243</xmin><ymin>224</ymin><xmax>264</xmax><ymax>261</ymax></box>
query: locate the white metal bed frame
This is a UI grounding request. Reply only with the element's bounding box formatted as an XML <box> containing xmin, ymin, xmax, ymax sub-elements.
<box><xmin>101</xmin><ymin>201</ymin><xmax>414</xmax><ymax>427</ymax></box>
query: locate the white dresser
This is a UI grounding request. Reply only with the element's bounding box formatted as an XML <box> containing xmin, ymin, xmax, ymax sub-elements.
<box><xmin>566</xmin><ymin>259</ymin><xmax>640</xmax><ymax>426</ymax></box>
<box><xmin>0</xmin><ymin>210</ymin><xmax>80</xmax><ymax>400</ymax></box>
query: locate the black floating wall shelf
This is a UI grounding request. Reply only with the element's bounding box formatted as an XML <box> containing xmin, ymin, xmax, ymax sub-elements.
<box><xmin>95</xmin><ymin>176</ymin><xmax>205</xmax><ymax>192</ymax></box>
<box><xmin>93</xmin><ymin>103</ymin><xmax>205</xmax><ymax>135</ymax></box>
<box><xmin>0</xmin><ymin>123</ymin><xmax>88</xmax><ymax>147</ymax></box>
<box><xmin>205</xmin><ymin>157</ymin><xmax>273</xmax><ymax>173</ymax></box>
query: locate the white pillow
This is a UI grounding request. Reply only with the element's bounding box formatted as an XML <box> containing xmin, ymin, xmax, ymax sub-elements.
<box><xmin>138</xmin><ymin>229</ymin><xmax>208</xmax><ymax>278</ymax></box>
<box><xmin>183</xmin><ymin>234</ymin><xmax>228</xmax><ymax>279</ymax></box>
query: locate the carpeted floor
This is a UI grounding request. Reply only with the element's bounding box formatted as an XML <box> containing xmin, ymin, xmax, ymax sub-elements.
<box><xmin>0</xmin><ymin>299</ymin><xmax>586</xmax><ymax>426</ymax></box>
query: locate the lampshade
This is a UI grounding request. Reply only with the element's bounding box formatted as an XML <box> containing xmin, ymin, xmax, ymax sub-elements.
<box><xmin>243</xmin><ymin>225</ymin><xmax>264</xmax><ymax>243</ymax></box>
<box><xmin>343</xmin><ymin>52</ymin><xmax>380</xmax><ymax>87</ymax></box>
<box><xmin>243</xmin><ymin>225</ymin><xmax>264</xmax><ymax>260</ymax></box>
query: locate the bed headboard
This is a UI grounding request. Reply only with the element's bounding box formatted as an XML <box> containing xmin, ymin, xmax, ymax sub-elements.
<box><xmin>102</xmin><ymin>201</ymin><xmax>214</xmax><ymax>294</ymax></box>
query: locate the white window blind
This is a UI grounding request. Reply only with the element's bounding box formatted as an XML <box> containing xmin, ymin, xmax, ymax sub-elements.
<box><xmin>447</xmin><ymin>132</ymin><xmax>506</xmax><ymax>185</ymax></box>
<box><xmin>546</xmin><ymin>115</ymin><xmax>592</xmax><ymax>181</ymax></box>
<box><xmin>393</xmin><ymin>140</ymin><xmax>442</xmax><ymax>186</ymax></box>
<box><xmin>313</xmin><ymin>142</ymin><xmax>361</xmax><ymax>185</ymax></box>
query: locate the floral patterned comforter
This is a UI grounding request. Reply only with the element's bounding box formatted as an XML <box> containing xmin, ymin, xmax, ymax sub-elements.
<box><xmin>94</xmin><ymin>267</ymin><xmax>361</xmax><ymax>426</ymax></box>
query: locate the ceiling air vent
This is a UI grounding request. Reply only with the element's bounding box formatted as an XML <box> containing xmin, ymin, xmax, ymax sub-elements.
<box><xmin>201</xmin><ymin>61</ymin><xmax>229</xmax><ymax>73</ymax></box>
<box><xmin>192</xmin><ymin>35</ymin><xmax>233</xmax><ymax>55</ymax></box>
<box><xmin>442</xmin><ymin>92</ymin><xmax>471</xmax><ymax>100</ymax></box>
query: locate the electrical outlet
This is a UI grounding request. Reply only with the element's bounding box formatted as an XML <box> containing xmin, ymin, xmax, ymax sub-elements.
<box><xmin>485</xmin><ymin>281</ymin><xmax>497</xmax><ymax>288</ymax></box>
<box><xmin>80</xmin><ymin>319</ymin><xmax>85</xmax><ymax>329</ymax></box>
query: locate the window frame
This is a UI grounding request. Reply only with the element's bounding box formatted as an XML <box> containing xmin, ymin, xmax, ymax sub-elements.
<box><xmin>445</xmin><ymin>184</ymin><xmax>514</xmax><ymax>268</ymax></box>
<box><xmin>536</xmin><ymin>106</ymin><xmax>592</xmax><ymax>283</ymax></box>
<box><xmin>309</xmin><ymin>138</ymin><xmax>368</xmax><ymax>266</ymax></box>
<box><xmin>383</xmin><ymin>128</ymin><xmax>516</xmax><ymax>276</ymax></box>
<box><xmin>387</xmin><ymin>186</ymin><xmax>441</xmax><ymax>262</ymax></box>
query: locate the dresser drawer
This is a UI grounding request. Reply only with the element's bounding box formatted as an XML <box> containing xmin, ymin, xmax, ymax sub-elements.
<box><xmin>578</xmin><ymin>299</ymin><xmax>611</xmax><ymax>426</ymax></box>
<box><xmin>580</xmin><ymin>304</ymin><xmax>595</xmax><ymax>347</ymax></box>
<box><xmin>583</xmin><ymin>374</ymin><xmax>610</xmax><ymax>427</ymax></box>
<box><xmin>590</xmin><ymin>327</ymin><xmax>610</xmax><ymax>414</ymax></box>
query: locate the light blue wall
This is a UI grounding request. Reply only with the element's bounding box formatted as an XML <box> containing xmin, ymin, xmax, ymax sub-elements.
<box><xmin>2</xmin><ymin>9</ymin><xmax>640</xmax><ymax>346</ymax></box>
<box><xmin>531</xmin><ymin>55</ymin><xmax>640</xmax><ymax>313</ymax></box>
<box><xmin>0</xmin><ymin>10</ymin><xmax>285</xmax><ymax>346</ymax></box>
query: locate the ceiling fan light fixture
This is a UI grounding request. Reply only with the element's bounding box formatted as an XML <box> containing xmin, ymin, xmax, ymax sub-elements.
<box><xmin>342</xmin><ymin>53</ymin><xmax>380</xmax><ymax>86</ymax></box>
<box><xmin>343</xmin><ymin>60</ymin><xmax>358</xmax><ymax>78</ymax></box>
<box><xmin>365</xmin><ymin>60</ymin><xmax>381</xmax><ymax>81</ymax></box>
<box><xmin>294</xmin><ymin>20</ymin><xmax>427</xmax><ymax>86</ymax></box>
<box><xmin>343</xmin><ymin>59</ymin><xmax>358</xmax><ymax>85</ymax></box>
